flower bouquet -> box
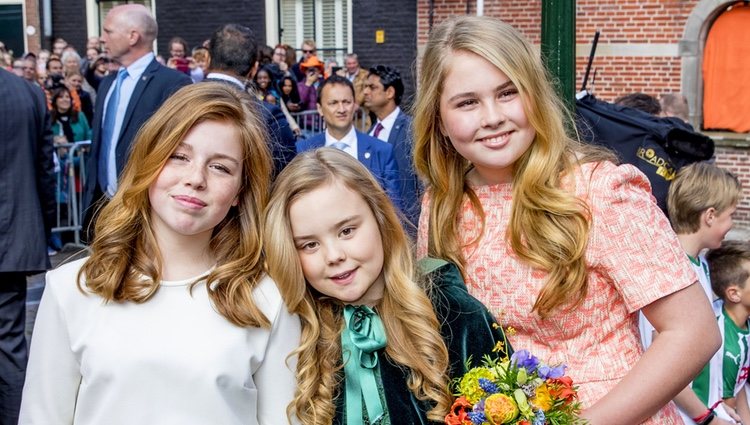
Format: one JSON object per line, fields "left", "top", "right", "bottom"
{"left": 446, "top": 350, "right": 584, "bottom": 425}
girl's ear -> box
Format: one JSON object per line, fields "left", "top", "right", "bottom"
{"left": 232, "top": 195, "right": 239, "bottom": 207}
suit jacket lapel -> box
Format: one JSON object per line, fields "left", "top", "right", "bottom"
{"left": 118, "top": 59, "right": 158, "bottom": 142}
{"left": 357, "top": 133, "right": 373, "bottom": 168}
{"left": 92, "top": 75, "right": 115, "bottom": 145}
{"left": 388, "top": 111, "right": 407, "bottom": 145}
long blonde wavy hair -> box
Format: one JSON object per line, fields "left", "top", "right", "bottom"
{"left": 79, "top": 82, "right": 273, "bottom": 327}
{"left": 264, "top": 149, "right": 451, "bottom": 424}
{"left": 413, "top": 16, "right": 611, "bottom": 318}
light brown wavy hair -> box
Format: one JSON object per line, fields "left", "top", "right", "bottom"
{"left": 264, "top": 148, "right": 451, "bottom": 424}
{"left": 667, "top": 162, "right": 741, "bottom": 234}
{"left": 413, "top": 16, "right": 612, "bottom": 318}
{"left": 79, "top": 82, "right": 273, "bottom": 327}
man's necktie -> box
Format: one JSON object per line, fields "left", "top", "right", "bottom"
{"left": 98, "top": 68, "right": 128, "bottom": 192}
{"left": 331, "top": 141, "right": 349, "bottom": 151}
{"left": 373, "top": 122, "right": 384, "bottom": 139}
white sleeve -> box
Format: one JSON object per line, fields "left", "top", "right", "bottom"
{"left": 254, "top": 297, "right": 302, "bottom": 425}
{"left": 18, "top": 272, "right": 81, "bottom": 424}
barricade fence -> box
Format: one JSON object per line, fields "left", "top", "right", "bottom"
{"left": 290, "top": 109, "right": 370, "bottom": 138}
{"left": 49, "top": 111, "right": 368, "bottom": 248}
{"left": 51, "top": 141, "right": 90, "bottom": 248}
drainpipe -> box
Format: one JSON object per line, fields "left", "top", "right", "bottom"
{"left": 541, "top": 0, "right": 576, "bottom": 111}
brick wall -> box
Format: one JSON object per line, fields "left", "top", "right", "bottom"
{"left": 24, "top": 0, "right": 41, "bottom": 53}
{"left": 714, "top": 145, "right": 750, "bottom": 224}
{"left": 156, "top": 0, "right": 266, "bottom": 55}
{"left": 416, "top": 0, "right": 750, "bottom": 229}
{"left": 352, "top": 0, "right": 417, "bottom": 107}
{"left": 51, "top": 0, "right": 88, "bottom": 53}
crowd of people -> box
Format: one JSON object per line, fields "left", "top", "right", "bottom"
{"left": 1, "top": 6, "right": 749, "bottom": 425}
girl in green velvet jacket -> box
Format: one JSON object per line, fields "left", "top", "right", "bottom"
{"left": 264, "top": 148, "right": 510, "bottom": 425}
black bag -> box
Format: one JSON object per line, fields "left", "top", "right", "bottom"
{"left": 575, "top": 93, "right": 714, "bottom": 213}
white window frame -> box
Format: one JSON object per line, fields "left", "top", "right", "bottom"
{"left": 268, "top": 0, "right": 352, "bottom": 65}
{"left": 0, "top": 0, "right": 27, "bottom": 54}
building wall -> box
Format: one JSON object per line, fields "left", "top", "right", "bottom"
{"left": 156, "top": 0, "right": 266, "bottom": 55}
{"left": 51, "top": 1, "right": 87, "bottom": 52}
{"left": 416, "top": 0, "right": 750, "bottom": 229}
{"left": 715, "top": 145, "right": 750, "bottom": 224}
{"left": 352, "top": 0, "right": 417, "bottom": 106}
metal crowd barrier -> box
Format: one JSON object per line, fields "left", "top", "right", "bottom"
{"left": 51, "top": 141, "right": 90, "bottom": 247}
{"left": 290, "top": 110, "right": 369, "bottom": 138}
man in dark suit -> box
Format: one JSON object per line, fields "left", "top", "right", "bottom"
{"left": 204, "top": 23, "right": 296, "bottom": 176}
{"left": 82, "top": 4, "right": 191, "bottom": 222}
{"left": 297, "top": 75, "right": 401, "bottom": 210}
{"left": 364, "top": 65, "right": 421, "bottom": 227}
{"left": 0, "top": 69, "right": 56, "bottom": 425}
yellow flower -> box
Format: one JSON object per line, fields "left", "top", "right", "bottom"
{"left": 458, "top": 367, "right": 494, "bottom": 404}
{"left": 484, "top": 393, "right": 519, "bottom": 424}
{"left": 506, "top": 326, "right": 517, "bottom": 336}
{"left": 531, "top": 383, "right": 553, "bottom": 412}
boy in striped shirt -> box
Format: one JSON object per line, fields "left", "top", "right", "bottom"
{"left": 683, "top": 241, "right": 750, "bottom": 425}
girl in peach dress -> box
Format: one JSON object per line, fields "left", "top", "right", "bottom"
{"left": 413, "top": 15, "right": 720, "bottom": 425}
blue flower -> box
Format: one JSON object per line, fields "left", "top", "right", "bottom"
{"left": 537, "top": 364, "right": 566, "bottom": 380}
{"left": 533, "top": 409, "right": 546, "bottom": 425}
{"left": 511, "top": 350, "right": 540, "bottom": 373}
{"left": 478, "top": 378, "right": 499, "bottom": 394}
{"left": 468, "top": 411, "right": 487, "bottom": 424}
{"left": 469, "top": 400, "right": 487, "bottom": 424}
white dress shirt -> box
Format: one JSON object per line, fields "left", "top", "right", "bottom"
{"left": 370, "top": 106, "right": 401, "bottom": 142}
{"left": 324, "top": 126, "right": 358, "bottom": 159}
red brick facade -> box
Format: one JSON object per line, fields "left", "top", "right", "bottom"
{"left": 25, "top": 0, "right": 41, "bottom": 53}
{"left": 417, "top": 0, "right": 750, "bottom": 229}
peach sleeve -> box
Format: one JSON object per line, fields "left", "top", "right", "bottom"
{"left": 586, "top": 162, "right": 695, "bottom": 313}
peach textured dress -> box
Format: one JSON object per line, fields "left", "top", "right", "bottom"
{"left": 417, "top": 161, "right": 694, "bottom": 424}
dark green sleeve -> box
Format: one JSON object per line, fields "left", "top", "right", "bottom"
{"left": 420, "top": 258, "right": 513, "bottom": 378}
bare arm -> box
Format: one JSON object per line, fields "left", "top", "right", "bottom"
{"left": 737, "top": 385, "right": 750, "bottom": 424}
{"left": 581, "top": 282, "right": 721, "bottom": 424}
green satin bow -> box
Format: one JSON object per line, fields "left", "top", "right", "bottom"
{"left": 341, "top": 304, "right": 388, "bottom": 424}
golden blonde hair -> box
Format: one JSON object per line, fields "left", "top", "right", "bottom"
{"left": 80, "top": 82, "right": 273, "bottom": 327}
{"left": 413, "top": 16, "right": 611, "bottom": 318}
{"left": 264, "top": 148, "right": 451, "bottom": 424}
{"left": 667, "top": 162, "right": 741, "bottom": 234}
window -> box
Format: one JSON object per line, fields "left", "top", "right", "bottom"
{"left": 279, "top": 0, "right": 352, "bottom": 65}
{"left": 85, "top": 0, "right": 154, "bottom": 42}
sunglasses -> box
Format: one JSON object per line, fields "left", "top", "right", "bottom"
{"left": 302, "top": 49, "right": 315, "bottom": 54}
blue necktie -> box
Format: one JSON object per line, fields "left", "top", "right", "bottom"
{"left": 98, "top": 68, "right": 128, "bottom": 193}
{"left": 331, "top": 141, "right": 348, "bottom": 151}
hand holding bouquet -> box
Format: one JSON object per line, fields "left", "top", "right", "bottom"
{"left": 446, "top": 350, "right": 584, "bottom": 425}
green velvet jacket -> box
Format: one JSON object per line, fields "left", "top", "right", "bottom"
{"left": 333, "top": 259, "right": 512, "bottom": 424}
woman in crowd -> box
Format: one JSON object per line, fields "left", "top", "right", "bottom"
{"left": 279, "top": 76, "right": 302, "bottom": 113}
{"left": 50, "top": 85, "right": 91, "bottom": 144}
{"left": 252, "top": 65, "right": 281, "bottom": 105}
{"left": 19, "top": 83, "right": 300, "bottom": 425}
{"left": 413, "top": 16, "right": 720, "bottom": 424}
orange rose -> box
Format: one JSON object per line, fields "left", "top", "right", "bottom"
{"left": 548, "top": 376, "right": 577, "bottom": 405}
{"left": 445, "top": 396, "right": 473, "bottom": 425}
